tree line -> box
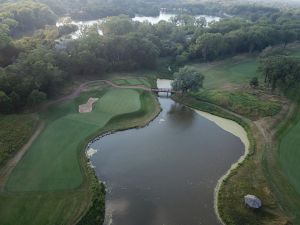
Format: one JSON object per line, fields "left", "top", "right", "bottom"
{"left": 2, "top": 1, "right": 300, "bottom": 113}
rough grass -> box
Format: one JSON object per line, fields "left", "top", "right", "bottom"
{"left": 192, "top": 90, "right": 281, "bottom": 119}
{"left": 188, "top": 55, "right": 259, "bottom": 89}
{"left": 6, "top": 89, "right": 141, "bottom": 192}
{"left": 0, "top": 114, "right": 38, "bottom": 166}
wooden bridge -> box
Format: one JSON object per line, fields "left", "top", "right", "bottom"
{"left": 150, "top": 88, "right": 177, "bottom": 96}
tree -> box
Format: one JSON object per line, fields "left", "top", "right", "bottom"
{"left": 100, "top": 15, "right": 134, "bottom": 35}
{"left": 250, "top": 77, "right": 259, "bottom": 88}
{"left": 171, "top": 14, "right": 196, "bottom": 26}
{"left": 191, "top": 33, "right": 227, "bottom": 61}
{"left": 27, "top": 89, "right": 47, "bottom": 107}
{"left": 0, "top": 91, "right": 12, "bottom": 114}
{"left": 9, "top": 91, "right": 21, "bottom": 111}
{"left": 172, "top": 66, "right": 204, "bottom": 93}
{"left": 259, "top": 55, "right": 300, "bottom": 90}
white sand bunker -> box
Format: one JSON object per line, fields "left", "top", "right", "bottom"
{"left": 79, "top": 97, "right": 99, "bottom": 113}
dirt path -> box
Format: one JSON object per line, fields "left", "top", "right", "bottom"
{"left": 0, "top": 80, "right": 152, "bottom": 191}
{"left": 0, "top": 122, "right": 45, "bottom": 191}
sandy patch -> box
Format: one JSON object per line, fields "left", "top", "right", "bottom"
{"left": 79, "top": 97, "right": 99, "bottom": 113}
{"left": 86, "top": 147, "right": 98, "bottom": 158}
{"left": 194, "top": 110, "right": 249, "bottom": 225}
{"left": 195, "top": 110, "right": 249, "bottom": 150}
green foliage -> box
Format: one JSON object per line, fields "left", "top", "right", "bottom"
{"left": 0, "top": 114, "right": 38, "bottom": 166}
{"left": 259, "top": 55, "right": 300, "bottom": 90}
{"left": 58, "top": 24, "right": 78, "bottom": 36}
{"left": 15, "top": 26, "right": 60, "bottom": 51}
{"left": 0, "top": 84, "right": 159, "bottom": 225}
{"left": 101, "top": 15, "right": 134, "bottom": 35}
{"left": 0, "top": 1, "right": 57, "bottom": 36}
{"left": 67, "top": 22, "right": 160, "bottom": 73}
{"left": 172, "top": 66, "right": 204, "bottom": 93}
{"left": 27, "top": 90, "right": 47, "bottom": 107}
{"left": 77, "top": 178, "right": 105, "bottom": 225}
{"left": 192, "top": 90, "right": 281, "bottom": 119}
{"left": 6, "top": 88, "right": 141, "bottom": 191}
{"left": 1, "top": 46, "right": 64, "bottom": 112}
{"left": 250, "top": 77, "right": 259, "bottom": 88}
{"left": 0, "top": 91, "right": 11, "bottom": 114}
{"left": 191, "top": 33, "right": 228, "bottom": 61}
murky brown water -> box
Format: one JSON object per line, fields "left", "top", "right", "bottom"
{"left": 89, "top": 94, "right": 244, "bottom": 225}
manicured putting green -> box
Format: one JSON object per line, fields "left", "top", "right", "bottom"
{"left": 6, "top": 89, "right": 141, "bottom": 192}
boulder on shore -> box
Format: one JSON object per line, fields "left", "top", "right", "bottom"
{"left": 244, "top": 194, "right": 262, "bottom": 209}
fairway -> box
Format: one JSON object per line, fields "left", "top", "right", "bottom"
{"left": 189, "top": 56, "right": 258, "bottom": 89}
{"left": 279, "top": 118, "right": 300, "bottom": 195}
{"left": 6, "top": 88, "right": 141, "bottom": 191}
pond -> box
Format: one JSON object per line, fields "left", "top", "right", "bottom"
{"left": 132, "top": 12, "right": 220, "bottom": 24}
{"left": 88, "top": 80, "right": 247, "bottom": 225}
{"left": 55, "top": 12, "right": 220, "bottom": 40}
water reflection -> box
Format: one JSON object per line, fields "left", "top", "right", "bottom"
{"left": 90, "top": 96, "right": 244, "bottom": 225}
{"left": 167, "top": 102, "right": 195, "bottom": 128}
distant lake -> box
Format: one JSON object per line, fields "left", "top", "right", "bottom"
{"left": 55, "top": 12, "right": 220, "bottom": 40}
{"left": 87, "top": 80, "right": 245, "bottom": 225}
{"left": 132, "top": 12, "right": 220, "bottom": 24}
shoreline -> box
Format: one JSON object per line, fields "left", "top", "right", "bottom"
{"left": 194, "top": 110, "right": 250, "bottom": 225}
{"left": 157, "top": 79, "right": 251, "bottom": 224}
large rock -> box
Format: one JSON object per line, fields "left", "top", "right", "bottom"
{"left": 244, "top": 194, "right": 262, "bottom": 209}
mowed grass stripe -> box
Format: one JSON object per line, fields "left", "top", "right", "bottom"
{"left": 279, "top": 118, "right": 300, "bottom": 195}
{"left": 6, "top": 89, "right": 141, "bottom": 192}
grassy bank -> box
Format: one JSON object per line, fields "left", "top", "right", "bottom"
{"left": 0, "top": 114, "right": 39, "bottom": 167}
{"left": 188, "top": 55, "right": 258, "bottom": 89}
{"left": 191, "top": 90, "right": 281, "bottom": 120}
{"left": 263, "top": 97, "right": 300, "bottom": 224}
{"left": 174, "top": 94, "right": 288, "bottom": 225}
{"left": 0, "top": 79, "right": 160, "bottom": 225}
{"left": 179, "top": 48, "right": 300, "bottom": 224}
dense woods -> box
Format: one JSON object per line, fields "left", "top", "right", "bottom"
{"left": 1, "top": 0, "right": 300, "bottom": 113}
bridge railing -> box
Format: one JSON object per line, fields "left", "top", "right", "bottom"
{"left": 150, "top": 88, "right": 174, "bottom": 92}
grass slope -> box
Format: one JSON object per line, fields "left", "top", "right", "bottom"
{"left": 279, "top": 118, "right": 300, "bottom": 195}
{"left": 0, "top": 114, "right": 38, "bottom": 166}
{"left": 189, "top": 55, "right": 258, "bottom": 89}
{"left": 0, "top": 84, "right": 160, "bottom": 225}
{"left": 192, "top": 90, "right": 281, "bottom": 119}
{"left": 6, "top": 89, "right": 141, "bottom": 192}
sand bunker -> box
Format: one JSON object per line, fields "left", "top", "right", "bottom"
{"left": 79, "top": 97, "right": 99, "bottom": 113}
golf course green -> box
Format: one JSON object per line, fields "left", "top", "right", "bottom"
{"left": 0, "top": 81, "right": 160, "bottom": 225}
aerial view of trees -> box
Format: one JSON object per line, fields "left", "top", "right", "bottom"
{"left": 172, "top": 67, "right": 204, "bottom": 93}
{"left": 1, "top": 0, "right": 300, "bottom": 114}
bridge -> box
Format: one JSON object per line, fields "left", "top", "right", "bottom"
{"left": 150, "top": 88, "right": 177, "bottom": 96}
